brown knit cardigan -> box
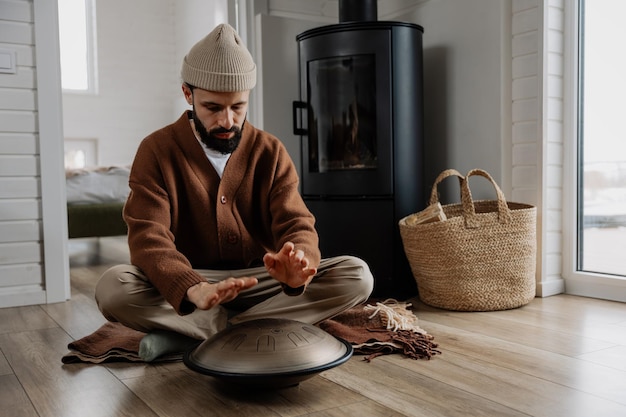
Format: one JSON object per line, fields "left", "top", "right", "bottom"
{"left": 123, "top": 112, "right": 320, "bottom": 315}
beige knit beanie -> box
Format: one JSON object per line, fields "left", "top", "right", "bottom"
{"left": 181, "top": 23, "right": 256, "bottom": 92}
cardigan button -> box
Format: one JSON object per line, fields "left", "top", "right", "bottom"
{"left": 220, "top": 195, "right": 227, "bottom": 204}
{"left": 227, "top": 233, "right": 238, "bottom": 244}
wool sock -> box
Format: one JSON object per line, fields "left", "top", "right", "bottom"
{"left": 138, "top": 330, "right": 201, "bottom": 362}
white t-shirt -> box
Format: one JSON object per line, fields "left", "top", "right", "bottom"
{"left": 191, "top": 120, "right": 231, "bottom": 178}
{"left": 199, "top": 140, "right": 230, "bottom": 178}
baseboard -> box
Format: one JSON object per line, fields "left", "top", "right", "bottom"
{"left": 565, "top": 276, "right": 626, "bottom": 303}
{"left": 536, "top": 278, "right": 565, "bottom": 298}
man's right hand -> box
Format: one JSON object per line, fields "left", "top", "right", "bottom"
{"left": 186, "top": 277, "right": 258, "bottom": 310}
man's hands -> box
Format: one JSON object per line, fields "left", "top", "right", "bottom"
{"left": 186, "top": 277, "right": 257, "bottom": 310}
{"left": 186, "top": 242, "right": 316, "bottom": 309}
{"left": 263, "top": 241, "right": 317, "bottom": 291}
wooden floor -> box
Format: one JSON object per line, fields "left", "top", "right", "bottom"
{"left": 1, "top": 237, "right": 626, "bottom": 417}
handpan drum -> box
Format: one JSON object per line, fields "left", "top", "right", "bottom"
{"left": 184, "top": 318, "right": 353, "bottom": 387}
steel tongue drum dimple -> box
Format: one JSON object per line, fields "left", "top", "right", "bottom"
{"left": 184, "top": 318, "right": 353, "bottom": 387}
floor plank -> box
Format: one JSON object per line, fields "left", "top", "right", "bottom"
{"left": 104, "top": 359, "right": 188, "bottom": 380}
{"left": 0, "top": 374, "right": 39, "bottom": 417}
{"left": 41, "top": 290, "right": 108, "bottom": 340}
{"left": 123, "top": 367, "right": 374, "bottom": 417}
{"left": 123, "top": 369, "right": 276, "bottom": 417}
{"left": 0, "top": 347, "right": 12, "bottom": 375}
{"left": 409, "top": 301, "right": 615, "bottom": 356}
{"left": 577, "top": 344, "right": 626, "bottom": 373}
{"left": 321, "top": 356, "right": 528, "bottom": 417}
{"left": 304, "top": 400, "right": 406, "bottom": 417}
{"left": 382, "top": 349, "right": 626, "bottom": 417}
{"left": 0, "top": 327, "right": 157, "bottom": 417}
{"left": 418, "top": 319, "right": 626, "bottom": 406}
{"left": 476, "top": 296, "right": 626, "bottom": 345}
{"left": 0, "top": 305, "right": 59, "bottom": 335}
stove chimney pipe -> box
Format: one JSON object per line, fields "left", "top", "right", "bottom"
{"left": 338, "top": 0, "right": 378, "bottom": 23}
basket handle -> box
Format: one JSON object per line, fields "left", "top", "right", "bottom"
{"left": 428, "top": 169, "right": 465, "bottom": 206}
{"left": 461, "top": 168, "right": 512, "bottom": 228}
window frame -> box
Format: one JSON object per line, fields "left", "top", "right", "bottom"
{"left": 58, "top": 0, "right": 98, "bottom": 94}
{"left": 562, "top": 0, "right": 626, "bottom": 302}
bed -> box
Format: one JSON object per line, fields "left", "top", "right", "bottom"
{"left": 66, "top": 166, "right": 130, "bottom": 239}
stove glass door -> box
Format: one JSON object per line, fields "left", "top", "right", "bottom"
{"left": 307, "top": 54, "right": 377, "bottom": 174}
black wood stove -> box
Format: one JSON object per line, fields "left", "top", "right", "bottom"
{"left": 293, "top": 0, "right": 425, "bottom": 298}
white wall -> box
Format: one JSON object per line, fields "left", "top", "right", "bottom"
{"left": 511, "top": 0, "right": 566, "bottom": 297}
{"left": 62, "top": 0, "right": 176, "bottom": 167}
{"left": 402, "top": 0, "right": 509, "bottom": 200}
{"left": 62, "top": 0, "right": 228, "bottom": 167}
{"left": 173, "top": 0, "right": 228, "bottom": 116}
{"left": 259, "top": 15, "right": 322, "bottom": 176}
{"left": 0, "top": 0, "right": 69, "bottom": 307}
{"left": 0, "top": 0, "right": 46, "bottom": 307}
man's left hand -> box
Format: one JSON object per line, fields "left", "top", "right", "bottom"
{"left": 263, "top": 242, "right": 317, "bottom": 291}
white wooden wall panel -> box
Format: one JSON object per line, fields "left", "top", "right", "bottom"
{"left": 0, "top": 88, "right": 36, "bottom": 110}
{"left": 0, "top": 242, "right": 41, "bottom": 265}
{"left": 513, "top": 53, "right": 538, "bottom": 78}
{"left": 0, "top": 66, "right": 34, "bottom": 88}
{"left": 0, "top": 133, "right": 38, "bottom": 154}
{"left": 0, "top": 111, "right": 36, "bottom": 132}
{"left": 0, "top": 178, "right": 39, "bottom": 198}
{"left": 511, "top": 0, "right": 542, "bottom": 296}
{"left": 511, "top": 0, "right": 566, "bottom": 297}
{"left": 0, "top": 0, "right": 49, "bottom": 307}
{"left": 542, "top": 0, "right": 566, "bottom": 297}
{"left": 0, "top": 264, "right": 42, "bottom": 288}
{"left": 0, "top": 284, "right": 45, "bottom": 306}
{"left": 0, "top": 199, "right": 40, "bottom": 220}
{"left": 0, "top": 21, "right": 32, "bottom": 44}
{"left": 0, "top": 0, "right": 31, "bottom": 20}
{"left": 0, "top": 220, "right": 40, "bottom": 242}
{"left": 0, "top": 155, "right": 39, "bottom": 176}
{"left": 8, "top": 44, "right": 35, "bottom": 67}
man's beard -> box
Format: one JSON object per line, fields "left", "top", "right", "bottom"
{"left": 192, "top": 107, "right": 243, "bottom": 155}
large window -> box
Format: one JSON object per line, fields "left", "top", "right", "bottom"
{"left": 578, "top": 0, "right": 626, "bottom": 278}
{"left": 57, "top": 0, "right": 97, "bottom": 93}
{"left": 566, "top": 0, "right": 626, "bottom": 302}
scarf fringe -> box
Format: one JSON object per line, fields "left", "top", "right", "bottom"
{"left": 357, "top": 299, "right": 441, "bottom": 362}
{"left": 363, "top": 298, "right": 426, "bottom": 333}
{"left": 356, "top": 328, "right": 441, "bottom": 362}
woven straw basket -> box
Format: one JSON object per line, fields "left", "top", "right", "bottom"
{"left": 399, "top": 169, "right": 537, "bottom": 311}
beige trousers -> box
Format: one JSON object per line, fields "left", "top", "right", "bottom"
{"left": 95, "top": 255, "right": 374, "bottom": 340}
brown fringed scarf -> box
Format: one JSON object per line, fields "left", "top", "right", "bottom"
{"left": 62, "top": 322, "right": 145, "bottom": 364}
{"left": 318, "top": 299, "right": 441, "bottom": 362}
{"left": 63, "top": 299, "right": 440, "bottom": 364}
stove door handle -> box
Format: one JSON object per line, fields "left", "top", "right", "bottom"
{"left": 292, "top": 101, "right": 308, "bottom": 136}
